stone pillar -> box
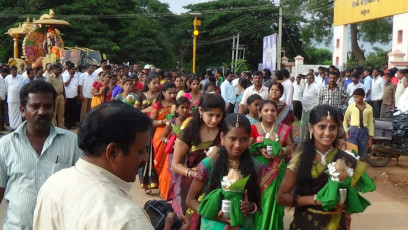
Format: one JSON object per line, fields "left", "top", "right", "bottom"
{"left": 332, "top": 25, "right": 348, "bottom": 70}
{"left": 294, "top": 55, "right": 304, "bottom": 77}
{"left": 389, "top": 13, "right": 408, "bottom": 69}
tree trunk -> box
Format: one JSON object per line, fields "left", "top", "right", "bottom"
{"left": 350, "top": 23, "right": 366, "bottom": 61}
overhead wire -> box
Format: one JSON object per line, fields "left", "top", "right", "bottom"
{"left": 199, "top": 14, "right": 277, "bottom": 44}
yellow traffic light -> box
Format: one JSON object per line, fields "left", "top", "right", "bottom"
{"left": 193, "top": 29, "right": 199, "bottom": 36}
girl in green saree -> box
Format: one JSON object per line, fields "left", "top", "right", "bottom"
{"left": 186, "top": 113, "right": 262, "bottom": 230}
{"left": 249, "top": 100, "right": 293, "bottom": 230}
{"left": 277, "top": 104, "right": 375, "bottom": 230}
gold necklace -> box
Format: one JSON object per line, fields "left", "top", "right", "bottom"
{"left": 228, "top": 159, "right": 240, "bottom": 169}
{"left": 260, "top": 122, "right": 274, "bottom": 139}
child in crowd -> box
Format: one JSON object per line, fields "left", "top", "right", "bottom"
{"left": 246, "top": 94, "right": 262, "bottom": 125}
{"left": 161, "top": 96, "right": 191, "bottom": 200}
{"left": 343, "top": 88, "right": 374, "bottom": 158}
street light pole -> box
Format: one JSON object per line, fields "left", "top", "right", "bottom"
{"left": 277, "top": 2, "right": 282, "bottom": 70}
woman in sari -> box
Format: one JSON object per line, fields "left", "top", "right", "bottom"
{"left": 115, "top": 78, "right": 137, "bottom": 106}
{"left": 183, "top": 77, "right": 202, "bottom": 110}
{"left": 249, "top": 100, "right": 293, "bottom": 230}
{"left": 162, "top": 97, "right": 191, "bottom": 201}
{"left": 175, "top": 76, "right": 185, "bottom": 95}
{"left": 269, "top": 81, "right": 295, "bottom": 146}
{"left": 135, "top": 75, "right": 160, "bottom": 116}
{"left": 102, "top": 73, "right": 116, "bottom": 103}
{"left": 172, "top": 93, "right": 226, "bottom": 229}
{"left": 186, "top": 113, "right": 261, "bottom": 229}
{"left": 90, "top": 71, "right": 105, "bottom": 108}
{"left": 151, "top": 82, "right": 177, "bottom": 197}
{"left": 277, "top": 105, "right": 373, "bottom": 229}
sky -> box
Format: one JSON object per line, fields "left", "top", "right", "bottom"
{"left": 160, "top": 0, "right": 212, "bottom": 14}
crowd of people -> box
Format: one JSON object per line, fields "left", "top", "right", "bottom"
{"left": 0, "top": 59, "right": 396, "bottom": 229}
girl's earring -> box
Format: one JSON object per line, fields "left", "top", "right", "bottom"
{"left": 310, "top": 132, "right": 313, "bottom": 139}
{"left": 221, "top": 139, "right": 224, "bottom": 146}
{"left": 200, "top": 114, "right": 202, "bottom": 119}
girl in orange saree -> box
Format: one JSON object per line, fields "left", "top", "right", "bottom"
{"left": 160, "top": 96, "right": 190, "bottom": 200}
{"left": 151, "top": 82, "right": 176, "bottom": 195}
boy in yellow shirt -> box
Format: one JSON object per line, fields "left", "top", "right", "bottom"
{"left": 343, "top": 88, "right": 374, "bottom": 158}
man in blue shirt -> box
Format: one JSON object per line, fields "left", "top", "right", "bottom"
{"left": 220, "top": 71, "right": 236, "bottom": 114}
{"left": 0, "top": 81, "right": 81, "bottom": 229}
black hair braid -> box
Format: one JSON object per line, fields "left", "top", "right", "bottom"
{"left": 209, "top": 146, "right": 261, "bottom": 207}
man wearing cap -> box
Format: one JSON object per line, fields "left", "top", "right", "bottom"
{"left": 343, "top": 88, "right": 374, "bottom": 159}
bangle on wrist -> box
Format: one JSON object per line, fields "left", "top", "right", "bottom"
{"left": 313, "top": 194, "right": 317, "bottom": 206}
{"left": 249, "top": 202, "right": 258, "bottom": 214}
{"left": 281, "top": 147, "right": 287, "bottom": 156}
{"left": 185, "top": 168, "right": 191, "bottom": 178}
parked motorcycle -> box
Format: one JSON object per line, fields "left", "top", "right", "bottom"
{"left": 365, "top": 114, "right": 408, "bottom": 167}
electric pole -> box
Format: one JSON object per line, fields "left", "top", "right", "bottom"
{"left": 277, "top": 1, "right": 282, "bottom": 70}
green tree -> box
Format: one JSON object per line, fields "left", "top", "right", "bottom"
{"left": 0, "top": 0, "right": 176, "bottom": 67}
{"left": 297, "top": 0, "right": 392, "bottom": 61}
{"left": 303, "top": 47, "right": 332, "bottom": 64}
{"left": 177, "top": 0, "right": 303, "bottom": 73}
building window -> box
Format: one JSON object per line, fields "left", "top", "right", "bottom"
{"left": 336, "top": 57, "right": 339, "bottom": 66}
{"left": 398, "top": 30, "right": 403, "bottom": 44}
{"left": 336, "top": 39, "right": 340, "bottom": 48}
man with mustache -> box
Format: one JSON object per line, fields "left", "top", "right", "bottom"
{"left": 0, "top": 80, "right": 81, "bottom": 229}
{"left": 33, "top": 101, "right": 189, "bottom": 230}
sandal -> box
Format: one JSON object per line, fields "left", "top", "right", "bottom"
{"left": 145, "top": 189, "right": 152, "bottom": 195}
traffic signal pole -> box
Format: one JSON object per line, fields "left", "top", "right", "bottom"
{"left": 193, "top": 17, "right": 197, "bottom": 74}
{"left": 192, "top": 16, "right": 201, "bottom": 74}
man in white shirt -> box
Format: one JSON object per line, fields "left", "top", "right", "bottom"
{"left": 42, "top": 63, "right": 52, "bottom": 79}
{"left": 292, "top": 74, "right": 304, "bottom": 120}
{"left": 4, "top": 65, "right": 23, "bottom": 131}
{"left": 346, "top": 73, "right": 364, "bottom": 105}
{"left": 396, "top": 76, "right": 408, "bottom": 114}
{"left": 220, "top": 71, "right": 236, "bottom": 114}
{"left": 33, "top": 101, "right": 188, "bottom": 230}
{"left": 79, "top": 64, "right": 96, "bottom": 121}
{"left": 280, "top": 69, "right": 294, "bottom": 109}
{"left": 63, "top": 63, "right": 79, "bottom": 129}
{"left": 362, "top": 69, "right": 372, "bottom": 103}
{"left": 0, "top": 69, "right": 5, "bottom": 131}
{"left": 239, "top": 71, "right": 269, "bottom": 113}
{"left": 395, "top": 69, "right": 407, "bottom": 107}
{"left": 93, "top": 59, "right": 108, "bottom": 78}
{"left": 371, "top": 68, "right": 386, "bottom": 118}
{"left": 300, "top": 73, "right": 320, "bottom": 143}
{"left": 315, "top": 67, "right": 325, "bottom": 86}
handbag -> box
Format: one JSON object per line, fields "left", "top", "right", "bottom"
{"left": 143, "top": 200, "right": 181, "bottom": 230}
